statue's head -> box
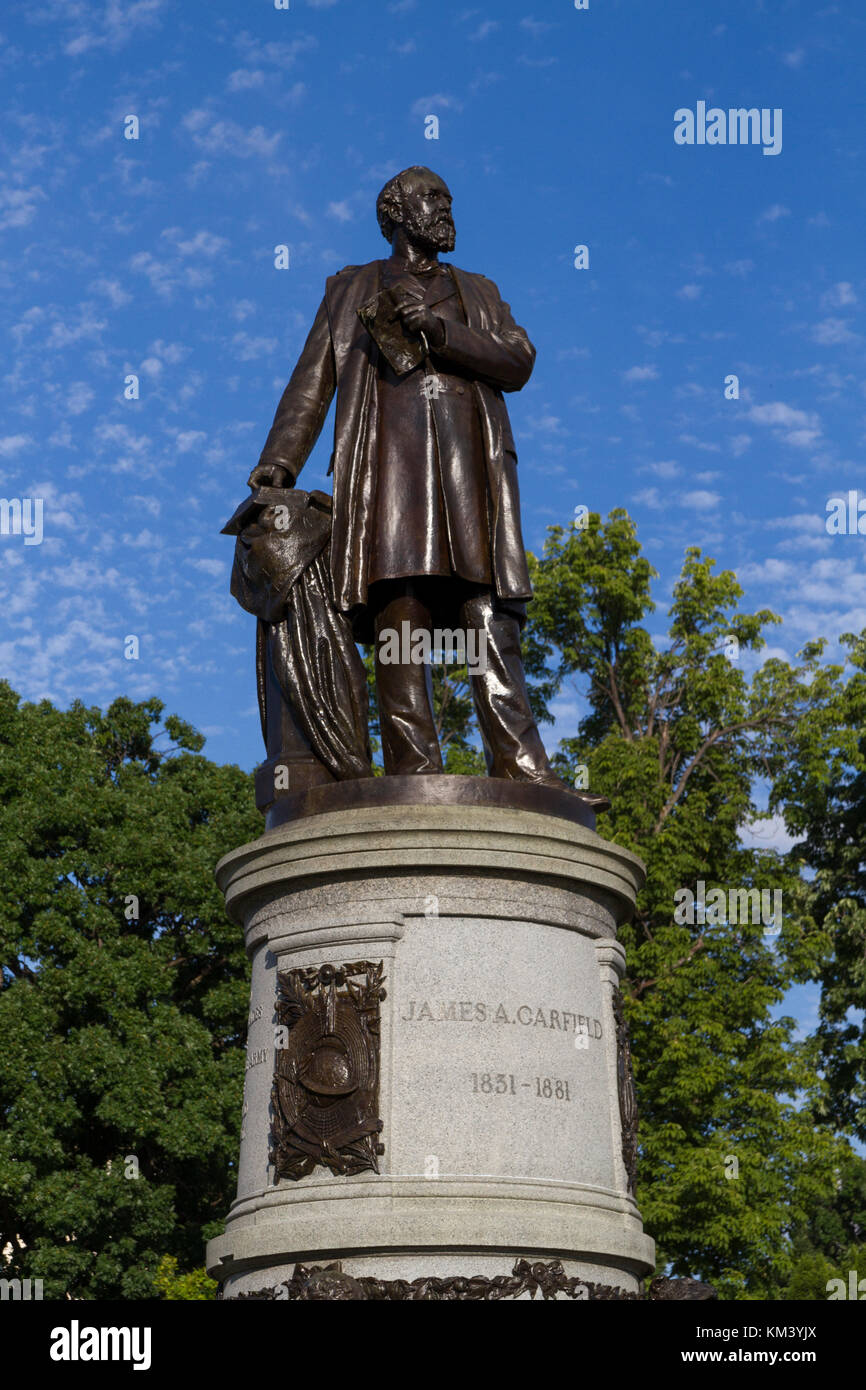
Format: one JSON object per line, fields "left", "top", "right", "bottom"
{"left": 376, "top": 167, "right": 455, "bottom": 254}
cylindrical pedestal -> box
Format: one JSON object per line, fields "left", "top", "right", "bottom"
{"left": 206, "top": 778, "right": 655, "bottom": 1299}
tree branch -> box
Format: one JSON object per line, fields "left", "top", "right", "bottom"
{"left": 632, "top": 934, "right": 706, "bottom": 996}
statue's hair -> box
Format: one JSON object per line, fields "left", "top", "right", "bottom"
{"left": 376, "top": 166, "right": 437, "bottom": 243}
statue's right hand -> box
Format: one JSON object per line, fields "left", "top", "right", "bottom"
{"left": 247, "top": 462, "right": 290, "bottom": 489}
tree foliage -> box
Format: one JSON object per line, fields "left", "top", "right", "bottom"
{"left": 0, "top": 686, "right": 259, "bottom": 1299}
{"left": 770, "top": 632, "right": 866, "bottom": 1145}
{"left": 525, "top": 511, "right": 852, "bottom": 1297}
{"left": 153, "top": 1254, "right": 217, "bottom": 1300}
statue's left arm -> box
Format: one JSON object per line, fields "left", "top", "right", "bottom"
{"left": 428, "top": 279, "right": 535, "bottom": 392}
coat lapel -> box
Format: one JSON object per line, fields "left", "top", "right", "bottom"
{"left": 449, "top": 265, "right": 489, "bottom": 332}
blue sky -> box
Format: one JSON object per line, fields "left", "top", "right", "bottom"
{"left": 1, "top": 0, "right": 864, "bottom": 824}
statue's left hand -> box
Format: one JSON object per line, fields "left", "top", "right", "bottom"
{"left": 396, "top": 301, "right": 445, "bottom": 349}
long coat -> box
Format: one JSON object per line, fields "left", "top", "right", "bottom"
{"left": 256, "top": 258, "right": 535, "bottom": 615}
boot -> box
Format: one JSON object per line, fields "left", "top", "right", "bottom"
{"left": 461, "top": 590, "right": 572, "bottom": 791}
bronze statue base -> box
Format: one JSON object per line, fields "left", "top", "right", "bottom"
{"left": 262, "top": 772, "right": 609, "bottom": 834}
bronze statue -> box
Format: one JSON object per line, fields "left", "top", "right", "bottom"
{"left": 226, "top": 166, "right": 589, "bottom": 803}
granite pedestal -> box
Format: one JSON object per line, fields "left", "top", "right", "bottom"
{"left": 206, "top": 777, "right": 655, "bottom": 1298}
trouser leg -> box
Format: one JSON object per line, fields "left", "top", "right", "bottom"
{"left": 460, "top": 591, "right": 556, "bottom": 781}
{"left": 373, "top": 590, "right": 444, "bottom": 775}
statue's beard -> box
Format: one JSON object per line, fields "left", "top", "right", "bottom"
{"left": 403, "top": 209, "right": 456, "bottom": 254}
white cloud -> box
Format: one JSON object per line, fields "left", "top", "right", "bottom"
{"left": 410, "top": 94, "right": 463, "bottom": 117}
{"left": 227, "top": 69, "right": 265, "bottom": 91}
{"left": 749, "top": 402, "right": 811, "bottom": 429}
{"left": 129, "top": 252, "right": 176, "bottom": 298}
{"left": 645, "top": 460, "right": 680, "bottom": 479}
{"left": 821, "top": 282, "right": 857, "bottom": 309}
{"left": 130, "top": 495, "right": 161, "bottom": 518}
{"left": 95, "top": 421, "right": 152, "bottom": 457}
{"left": 232, "top": 333, "right": 278, "bottom": 362}
{"left": 681, "top": 489, "right": 721, "bottom": 510}
{"left": 172, "top": 430, "right": 207, "bottom": 454}
{"left": 231, "top": 299, "right": 257, "bottom": 323}
{"left": 757, "top": 204, "right": 791, "bottom": 224}
{"left": 470, "top": 20, "right": 499, "bottom": 40}
{"left": 60, "top": 0, "right": 166, "bottom": 57}
{"left": 148, "top": 340, "right": 189, "bottom": 365}
{"left": 765, "top": 512, "right": 828, "bottom": 548}
{"left": 633, "top": 487, "right": 663, "bottom": 509}
{"left": 90, "top": 276, "right": 131, "bottom": 307}
{"left": 182, "top": 109, "right": 282, "bottom": 160}
{"left": 163, "top": 228, "right": 229, "bottom": 258}
{"left": 119, "top": 528, "right": 163, "bottom": 551}
{"left": 748, "top": 400, "right": 822, "bottom": 449}
{"left": 46, "top": 311, "right": 106, "bottom": 350}
{"left": 233, "top": 33, "right": 317, "bottom": 70}
{"left": 64, "top": 383, "right": 95, "bottom": 416}
{"left": 527, "top": 412, "right": 567, "bottom": 436}
{"left": 739, "top": 558, "right": 796, "bottom": 584}
{"left": 812, "top": 317, "right": 857, "bottom": 346}
{"left": 129, "top": 248, "right": 214, "bottom": 301}
{"left": 0, "top": 434, "right": 33, "bottom": 457}
{"left": 520, "top": 17, "right": 554, "bottom": 37}
{"left": 679, "top": 433, "right": 721, "bottom": 453}
{"left": 0, "top": 182, "right": 46, "bottom": 230}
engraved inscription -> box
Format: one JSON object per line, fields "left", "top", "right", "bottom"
{"left": 401, "top": 999, "right": 603, "bottom": 1037}
{"left": 470, "top": 1072, "right": 572, "bottom": 1101}
{"left": 246, "top": 1047, "right": 268, "bottom": 1070}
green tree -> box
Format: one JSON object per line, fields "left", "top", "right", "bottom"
{"left": 525, "top": 510, "right": 846, "bottom": 1297}
{"left": 153, "top": 1254, "right": 217, "bottom": 1300}
{"left": 782, "top": 1250, "right": 838, "bottom": 1300}
{"left": 771, "top": 632, "right": 866, "bottom": 1145}
{"left": 777, "top": 1147, "right": 866, "bottom": 1298}
{"left": 0, "top": 686, "right": 259, "bottom": 1299}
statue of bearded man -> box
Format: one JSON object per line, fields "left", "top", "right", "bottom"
{"left": 247, "top": 165, "right": 571, "bottom": 789}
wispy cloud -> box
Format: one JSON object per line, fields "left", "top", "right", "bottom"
{"left": 623, "top": 365, "right": 659, "bottom": 383}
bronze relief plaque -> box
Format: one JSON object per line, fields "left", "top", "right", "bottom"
{"left": 270, "top": 961, "right": 386, "bottom": 1181}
